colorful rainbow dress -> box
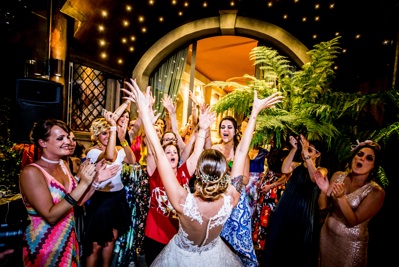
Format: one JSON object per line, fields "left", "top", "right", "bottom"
{"left": 21, "top": 163, "right": 79, "bottom": 267}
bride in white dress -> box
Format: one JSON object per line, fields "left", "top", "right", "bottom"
{"left": 123, "top": 78, "right": 283, "bottom": 267}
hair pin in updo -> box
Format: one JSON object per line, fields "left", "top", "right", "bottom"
{"left": 351, "top": 140, "right": 381, "bottom": 151}
{"left": 198, "top": 172, "right": 230, "bottom": 187}
{"left": 198, "top": 172, "right": 218, "bottom": 183}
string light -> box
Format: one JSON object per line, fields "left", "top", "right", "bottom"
{"left": 74, "top": 0, "right": 393, "bottom": 84}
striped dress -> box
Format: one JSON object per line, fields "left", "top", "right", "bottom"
{"left": 21, "top": 163, "right": 80, "bottom": 267}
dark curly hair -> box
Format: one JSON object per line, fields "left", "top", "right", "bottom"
{"left": 218, "top": 116, "right": 240, "bottom": 152}
{"left": 30, "top": 118, "right": 70, "bottom": 148}
{"left": 347, "top": 140, "right": 381, "bottom": 181}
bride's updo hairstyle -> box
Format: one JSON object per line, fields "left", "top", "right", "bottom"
{"left": 194, "top": 149, "right": 230, "bottom": 202}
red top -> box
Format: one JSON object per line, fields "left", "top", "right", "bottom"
{"left": 144, "top": 162, "right": 191, "bottom": 244}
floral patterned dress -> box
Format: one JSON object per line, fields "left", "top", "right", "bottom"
{"left": 251, "top": 170, "right": 285, "bottom": 260}
{"left": 112, "top": 163, "right": 150, "bottom": 266}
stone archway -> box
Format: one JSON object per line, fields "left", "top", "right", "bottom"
{"left": 132, "top": 10, "right": 310, "bottom": 89}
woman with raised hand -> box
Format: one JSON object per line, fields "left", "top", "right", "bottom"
{"left": 314, "top": 140, "right": 385, "bottom": 267}
{"left": 123, "top": 78, "right": 283, "bottom": 266}
{"left": 211, "top": 115, "right": 256, "bottom": 266}
{"left": 84, "top": 109, "right": 136, "bottom": 267}
{"left": 133, "top": 89, "right": 215, "bottom": 266}
{"left": 261, "top": 134, "right": 328, "bottom": 267}
{"left": 19, "top": 118, "right": 112, "bottom": 266}
{"left": 161, "top": 94, "right": 212, "bottom": 164}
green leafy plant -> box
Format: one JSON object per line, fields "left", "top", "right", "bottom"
{"left": 0, "top": 98, "right": 22, "bottom": 194}
{"left": 209, "top": 36, "right": 399, "bottom": 187}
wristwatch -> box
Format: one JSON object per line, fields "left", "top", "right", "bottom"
{"left": 304, "top": 155, "right": 311, "bottom": 160}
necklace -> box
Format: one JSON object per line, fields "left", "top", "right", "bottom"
{"left": 41, "top": 156, "right": 67, "bottom": 175}
{"left": 41, "top": 156, "right": 60, "bottom": 164}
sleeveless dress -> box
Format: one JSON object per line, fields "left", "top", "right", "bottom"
{"left": 21, "top": 163, "right": 80, "bottom": 267}
{"left": 261, "top": 164, "right": 320, "bottom": 267}
{"left": 251, "top": 170, "right": 286, "bottom": 252}
{"left": 247, "top": 148, "right": 268, "bottom": 215}
{"left": 151, "top": 193, "right": 243, "bottom": 267}
{"left": 221, "top": 160, "right": 258, "bottom": 267}
{"left": 319, "top": 177, "right": 380, "bottom": 267}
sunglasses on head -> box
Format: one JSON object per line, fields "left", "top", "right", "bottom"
{"left": 308, "top": 146, "right": 319, "bottom": 154}
{"left": 356, "top": 151, "right": 375, "bottom": 162}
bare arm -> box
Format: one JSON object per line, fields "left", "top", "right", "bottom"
{"left": 116, "top": 116, "right": 136, "bottom": 164}
{"left": 78, "top": 159, "right": 120, "bottom": 203}
{"left": 128, "top": 116, "right": 142, "bottom": 141}
{"left": 144, "top": 135, "right": 157, "bottom": 176}
{"left": 281, "top": 136, "right": 299, "bottom": 174}
{"left": 204, "top": 127, "right": 213, "bottom": 149}
{"left": 19, "top": 162, "right": 96, "bottom": 224}
{"left": 333, "top": 181, "right": 385, "bottom": 227}
{"left": 143, "top": 99, "right": 162, "bottom": 176}
{"left": 243, "top": 155, "right": 250, "bottom": 185}
{"left": 162, "top": 94, "right": 185, "bottom": 152}
{"left": 122, "top": 79, "right": 187, "bottom": 213}
{"left": 230, "top": 91, "right": 283, "bottom": 200}
{"left": 198, "top": 102, "right": 213, "bottom": 149}
{"left": 261, "top": 172, "right": 291, "bottom": 193}
{"left": 188, "top": 91, "right": 199, "bottom": 131}
{"left": 112, "top": 100, "right": 131, "bottom": 122}
{"left": 180, "top": 128, "right": 196, "bottom": 163}
{"left": 101, "top": 110, "right": 118, "bottom": 162}
{"left": 314, "top": 169, "right": 331, "bottom": 210}
{"left": 185, "top": 106, "right": 216, "bottom": 176}
{"left": 299, "top": 134, "right": 328, "bottom": 182}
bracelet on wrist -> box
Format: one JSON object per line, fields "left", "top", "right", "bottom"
{"left": 74, "top": 175, "right": 80, "bottom": 183}
{"left": 92, "top": 181, "right": 101, "bottom": 190}
{"left": 109, "top": 126, "right": 117, "bottom": 132}
{"left": 121, "top": 140, "right": 129, "bottom": 147}
{"left": 64, "top": 193, "right": 78, "bottom": 206}
{"left": 304, "top": 155, "right": 311, "bottom": 160}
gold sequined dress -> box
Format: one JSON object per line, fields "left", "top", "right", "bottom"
{"left": 319, "top": 179, "right": 380, "bottom": 267}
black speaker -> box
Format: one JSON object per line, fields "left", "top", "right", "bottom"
{"left": 12, "top": 78, "right": 63, "bottom": 143}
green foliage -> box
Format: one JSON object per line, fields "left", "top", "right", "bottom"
{"left": 209, "top": 36, "right": 399, "bottom": 187}
{"left": 210, "top": 37, "right": 343, "bottom": 147}
{"left": 0, "top": 98, "right": 22, "bottom": 194}
{"left": 377, "top": 166, "right": 389, "bottom": 188}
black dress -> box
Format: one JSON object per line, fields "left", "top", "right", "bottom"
{"left": 261, "top": 164, "right": 321, "bottom": 267}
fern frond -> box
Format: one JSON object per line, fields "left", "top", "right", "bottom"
{"left": 377, "top": 166, "right": 389, "bottom": 188}
{"left": 371, "top": 121, "right": 399, "bottom": 143}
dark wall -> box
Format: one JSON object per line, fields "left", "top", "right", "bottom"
{"left": 368, "top": 138, "right": 399, "bottom": 266}
{"left": 2, "top": 0, "right": 50, "bottom": 101}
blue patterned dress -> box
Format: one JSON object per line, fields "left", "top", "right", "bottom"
{"left": 221, "top": 188, "right": 258, "bottom": 267}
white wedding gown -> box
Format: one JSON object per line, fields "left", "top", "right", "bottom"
{"left": 151, "top": 193, "right": 243, "bottom": 266}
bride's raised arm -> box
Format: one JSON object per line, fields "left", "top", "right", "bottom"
{"left": 122, "top": 79, "right": 187, "bottom": 208}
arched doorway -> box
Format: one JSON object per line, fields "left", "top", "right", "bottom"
{"left": 132, "top": 10, "right": 311, "bottom": 90}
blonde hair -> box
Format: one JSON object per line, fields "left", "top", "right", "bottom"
{"left": 90, "top": 118, "right": 110, "bottom": 141}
